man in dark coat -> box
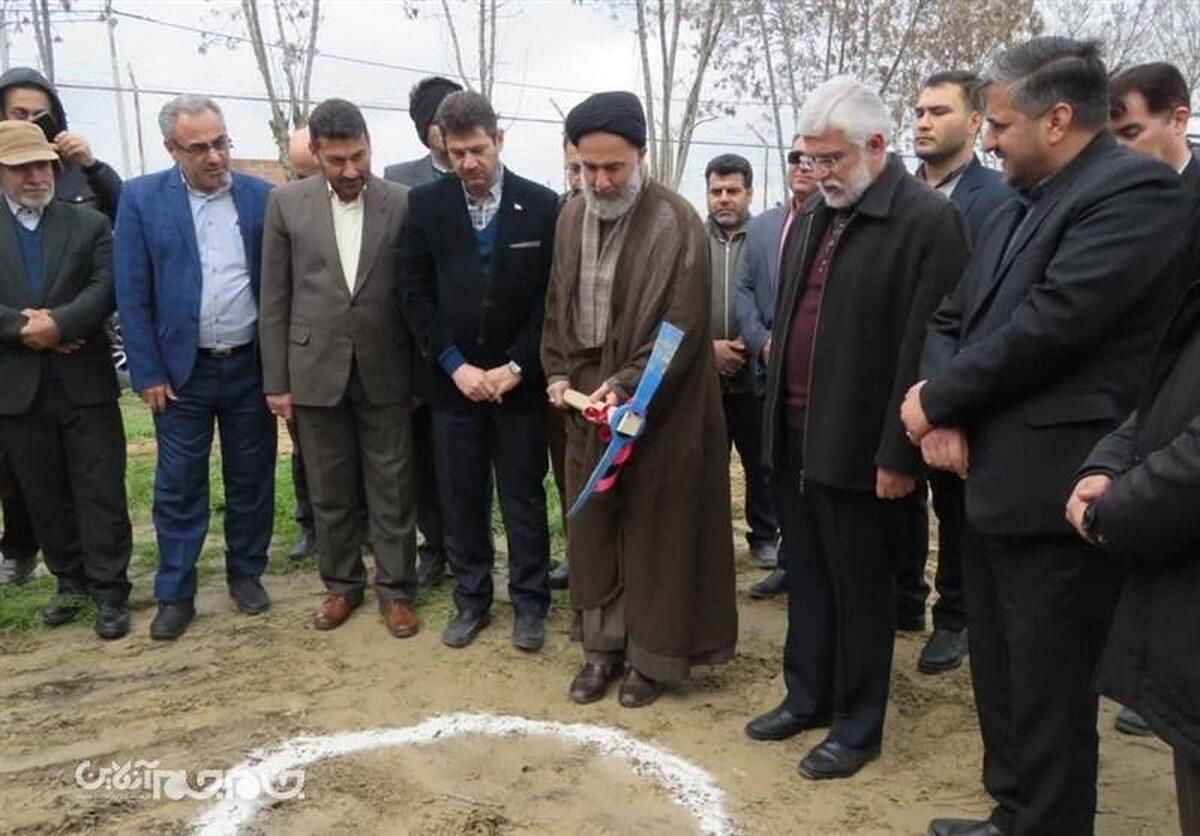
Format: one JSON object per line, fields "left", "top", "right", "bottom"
{"left": 744, "top": 75, "right": 970, "bottom": 781}
{"left": 542, "top": 91, "right": 736, "bottom": 709}
{"left": 0, "top": 120, "right": 131, "bottom": 638}
{"left": 399, "top": 91, "right": 558, "bottom": 651}
{"left": 1105, "top": 61, "right": 1200, "bottom": 739}
{"left": 903, "top": 38, "right": 1189, "bottom": 836}
{"left": 895, "top": 69, "right": 1013, "bottom": 675}
{"left": 0, "top": 66, "right": 124, "bottom": 586}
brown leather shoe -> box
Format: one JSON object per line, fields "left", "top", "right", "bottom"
{"left": 568, "top": 661, "right": 621, "bottom": 704}
{"left": 313, "top": 594, "right": 360, "bottom": 631}
{"left": 619, "top": 668, "right": 664, "bottom": 708}
{"left": 380, "top": 599, "right": 420, "bottom": 638}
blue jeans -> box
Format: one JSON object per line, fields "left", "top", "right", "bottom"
{"left": 152, "top": 348, "right": 276, "bottom": 602}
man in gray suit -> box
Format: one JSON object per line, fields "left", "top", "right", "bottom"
{"left": 259, "top": 98, "right": 420, "bottom": 638}
{"left": 383, "top": 75, "right": 462, "bottom": 589}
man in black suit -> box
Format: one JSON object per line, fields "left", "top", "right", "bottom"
{"left": 0, "top": 120, "right": 132, "bottom": 638}
{"left": 1105, "top": 61, "right": 1200, "bottom": 739}
{"left": 399, "top": 91, "right": 558, "bottom": 652}
{"left": 894, "top": 70, "right": 1014, "bottom": 674}
{"left": 901, "top": 38, "right": 1189, "bottom": 836}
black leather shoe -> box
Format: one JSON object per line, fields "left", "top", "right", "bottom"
{"left": 229, "top": 576, "right": 270, "bottom": 614}
{"left": 568, "top": 661, "right": 622, "bottom": 704}
{"left": 287, "top": 527, "right": 317, "bottom": 562}
{"left": 417, "top": 550, "right": 447, "bottom": 589}
{"left": 94, "top": 602, "right": 130, "bottom": 640}
{"left": 798, "top": 738, "right": 879, "bottom": 780}
{"left": 918, "top": 628, "right": 968, "bottom": 673}
{"left": 512, "top": 613, "right": 545, "bottom": 652}
{"left": 548, "top": 561, "right": 569, "bottom": 590}
{"left": 927, "top": 818, "right": 1005, "bottom": 836}
{"left": 749, "top": 568, "right": 787, "bottom": 599}
{"left": 1114, "top": 706, "right": 1154, "bottom": 737}
{"left": 745, "top": 703, "right": 829, "bottom": 741}
{"left": 150, "top": 600, "right": 195, "bottom": 641}
{"left": 441, "top": 609, "right": 489, "bottom": 648}
{"left": 618, "top": 669, "right": 664, "bottom": 708}
{"left": 42, "top": 593, "right": 84, "bottom": 626}
{"left": 750, "top": 540, "right": 779, "bottom": 569}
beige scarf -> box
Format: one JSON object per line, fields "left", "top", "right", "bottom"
{"left": 574, "top": 207, "right": 633, "bottom": 348}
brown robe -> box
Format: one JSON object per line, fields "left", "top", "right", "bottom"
{"left": 542, "top": 180, "right": 737, "bottom": 665}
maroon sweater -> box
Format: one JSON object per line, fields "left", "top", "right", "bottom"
{"left": 784, "top": 214, "right": 851, "bottom": 431}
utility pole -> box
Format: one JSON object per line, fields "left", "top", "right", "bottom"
{"left": 127, "top": 64, "right": 146, "bottom": 176}
{"left": 105, "top": 2, "right": 133, "bottom": 176}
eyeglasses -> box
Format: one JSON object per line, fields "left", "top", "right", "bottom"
{"left": 787, "top": 150, "right": 846, "bottom": 172}
{"left": 173, "top": 136, "right": 233, "bottom": 157}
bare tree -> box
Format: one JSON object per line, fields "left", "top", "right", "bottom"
{"left": 202, "top": 0, "right": 322, "bottom": 170}
{"left": 632, "top": 0, "right": 732, "bottom": 189}
{"left": 29, "top": 0, "right": 61, "bottom": 82}
{"left": 415, "top": 0, "right": 502, "bottom": 99}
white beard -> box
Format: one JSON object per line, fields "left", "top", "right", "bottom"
{"left": 819, "top": 156, "right": 874, "bottom": 209}
{"left": 583, "top": 163, "right": 645, "bottom": 221}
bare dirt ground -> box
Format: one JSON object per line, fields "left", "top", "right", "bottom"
{"left": 0, "top": 470, "right": 1180, "bottom": 835}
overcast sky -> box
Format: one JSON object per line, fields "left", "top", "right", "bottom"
{"left": 7, "top": 0, "right": 790, "bottom": 212}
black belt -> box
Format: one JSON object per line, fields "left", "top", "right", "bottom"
{"left": 197, "top": 342, "right": 253, "bottom": 358}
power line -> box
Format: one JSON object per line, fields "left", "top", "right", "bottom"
{"left": 52, "top": 79, "right": 791, "bottom": 151}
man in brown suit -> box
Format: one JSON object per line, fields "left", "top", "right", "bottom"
{"left": 543, "top": 92, "right": 737, "bottom": 708}
{"left": 259, "top": 98, "right": 420, "bottom": 637}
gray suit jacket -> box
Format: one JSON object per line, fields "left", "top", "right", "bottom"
{"left": 383, "top": 154, "right": 439, "bottom": 189}
{"left": 259, "top": 173, "right": 412, "bottom": 407}
{"left": 733, "top": 204, "right": 786, "bottom": 391}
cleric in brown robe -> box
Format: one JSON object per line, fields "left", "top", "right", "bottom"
{"left": 542, "top": 91, "right": 737, "bottom": 708}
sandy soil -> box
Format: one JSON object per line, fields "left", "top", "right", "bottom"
{"left": 0, "top": 468, "right": 1180, "bottom": 835}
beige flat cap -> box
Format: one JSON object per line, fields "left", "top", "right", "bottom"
{"left": 0, "top": 120, "right": 59, "bottom": 166}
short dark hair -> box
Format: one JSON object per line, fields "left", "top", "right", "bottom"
{"left": 308, "top": 98, "right": 368, "bottom": 143}
{"left": 436, "top": 90, "right": 499, "bottom": 139}
{"left": 705, "top": 153, "right": 753, "bottom": 189}
{"left": 1109, "top": 62, "right": 1191, "bottom": 120}
{"left": 922, "top": 70, "right": 987, "bottom": 113}
{"left": 989, "top": 37, "right": 1108, "bottom": 129}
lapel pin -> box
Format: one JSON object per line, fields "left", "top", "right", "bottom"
{"left": 514, "top": 202, "right": 524, "bottom": 212}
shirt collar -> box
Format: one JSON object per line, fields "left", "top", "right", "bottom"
{"left": 916, "top": 158, "right": 971, "bottom": 190}
{"left": 5, "top": 193, "right": 43, "bottom": 221}
{"left": 464, "top": 165, "right": 504, "bottom": 205}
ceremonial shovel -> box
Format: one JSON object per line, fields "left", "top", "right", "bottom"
{"left": 561, "top": 321, "right": 685, "bottom": 517}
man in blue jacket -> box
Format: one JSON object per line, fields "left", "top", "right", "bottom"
{"left": 114, "top": 95, "right": 276, "bottom": 641}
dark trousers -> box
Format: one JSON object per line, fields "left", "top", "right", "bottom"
{"left": 891, "top": 473, "right": 967, "bottom": 631}
{"left": 776, "top": 439, "right": 896, "bottom": 749}
{"left": 152, "top": 349, "right": 276, "bottom": 602}
{"left": 412, "top": 403, "right": 446, "bottom": 560}
{"left": 294, "top": 365, "right": 418, "bottom": 603}
{"left": 723, "top": 390, "right": 779, "bottom": 549}
{"left": 1177, "top": 749, "right": 1200, "bottom": 836}
{"left": 431, "top": 403, "right": 550, "bottom": 618}
{"left": 0, "top": 380, "right": 131, "bottom": 603}
{"left": 963, "top": 528, "right": 1124, "bottom": 836}
{"left": 286, "top": 420, "right": 313, "bottom": 529}
{"left": 0, "top": 476, "right": 39, "bottom": 561}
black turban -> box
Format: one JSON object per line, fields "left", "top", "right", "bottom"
{"left": 410, "top": 76, "right": 463, "bottom": 146}
{"left": 565, "top": 91, "right": 647, "bottom": 148}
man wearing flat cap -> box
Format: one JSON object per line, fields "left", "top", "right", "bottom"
{"left": 385, "top": 74, "right": 464, "bottom": 589}
{"left": 0, "top": 120, "right": 132, "bottom": 638}
{"left": 542, "top": 91, "right": 737, "bottom": 708}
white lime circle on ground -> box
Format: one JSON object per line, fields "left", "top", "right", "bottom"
{"left": 190, "top": 712, "right": 735, "bottom": 836}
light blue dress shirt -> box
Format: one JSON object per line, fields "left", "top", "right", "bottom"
{"left": 185, "top": 175, "right": 257, "bottom": 349}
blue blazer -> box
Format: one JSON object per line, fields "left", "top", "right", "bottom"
{"left": 950, "top": 155, "right": 1013, "bottom": 246}
{"left": 114, "top": 167, "right": 273, "bottom": 391}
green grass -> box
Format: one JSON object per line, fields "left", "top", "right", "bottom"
{"left": 0, "top": 393, "right": 566, "bottom": 633}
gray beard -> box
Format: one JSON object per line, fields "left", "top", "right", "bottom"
{"left": 820, "top": 156, "right": 874, "bottom": 209}
{"left": 583, "top": 164, "right": 644, "bottom": 221}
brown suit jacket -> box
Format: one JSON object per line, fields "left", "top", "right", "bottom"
{"left": 259, "top": 173, "right": 411, "bottom": 407}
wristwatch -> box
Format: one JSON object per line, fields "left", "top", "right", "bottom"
{"left": 507, "top": 359, "right": 522, "bottom": 377}
{"left": 1081, "top": 502, "right": 1106, "bottom": 546}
